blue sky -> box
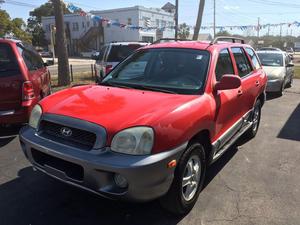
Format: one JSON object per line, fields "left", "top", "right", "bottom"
{"left": 2, "top": 0, "right": 300, "bottom": 36}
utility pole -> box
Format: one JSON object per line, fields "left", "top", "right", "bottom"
{"left": 280, "top": 23, "right": 282, "bottom": 39}
{"left": 257, "top": 17, "right": 260, "bottom": 38}
{"left": 52, "top": 0, "right": 70, "bottom": 86}
{"left": 267, "top": 25, "right": 270, "bottom": 36}
{"left": 175, "top": 0, "right": 178, "bottom": 40}
{"left": 193, "top": 0, "right": 205, "bottom": 40}
{"left": 213, "top": 0, "right": 216, "bottom": 38}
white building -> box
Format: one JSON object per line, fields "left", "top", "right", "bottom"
{"left": 42, "top": 14, "right": 103, "bottom": 56}
{"left": 91, "top": 4, "right": 175, "bottom": 43}
{"left": 41, "top": 3, "right": 175, "bottom": 55}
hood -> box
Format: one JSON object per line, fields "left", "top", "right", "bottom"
{"left": 40, "top": 85, "right": 199, "bottom": 133}
{"left": 262, "top": 66, "right": 285, "bottom": 79}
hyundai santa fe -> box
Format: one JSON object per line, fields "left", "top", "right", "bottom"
{"left": 19, "top": 37, "right": 267, "bottom": 215}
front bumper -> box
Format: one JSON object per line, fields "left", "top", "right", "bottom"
{"left": 266, "top": 79, "right": 283, "bottom": 92}
{"left": 19, "top": 126, "right": 187, "bottom": 202}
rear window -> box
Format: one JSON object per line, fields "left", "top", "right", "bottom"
{"left": 257, "top": 53, "right": 283, "bottom": 67}
{"left": 0, "top": 43, "right": 20, "bottom": 77}
{"left": 107, "top": 45, "right": 144, "bottom": 62}
{"left": 17, "top": 43, "right": 44, "bottom": 71}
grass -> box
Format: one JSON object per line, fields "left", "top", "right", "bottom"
{"left": 51, "top": 72, "right": 95, "bottom": 92}
{"left": 294, "top": 66, "right": 300, "bottom": 79}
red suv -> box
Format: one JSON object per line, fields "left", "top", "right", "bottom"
{"left": 19, "top": 37, "right": 266, "bottom": 214}
{"left": 0, "top": 38, "right": 51, "bottom": 125}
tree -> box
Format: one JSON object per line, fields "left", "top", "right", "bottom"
{"left": 215, "top": 30, "right": 232, "bottom": 37}
{"left": 193, "top": 0, "right": 205, "bottom": 40}
{"left": 52, "top": 0, "right": 70, "bottom": 86}
{"left": 27, "top": 1, "right": 70, "bottom": 47}
{"left": 178, "top": 23, "right": 190, "bottom": 39}
{"left": 0, "top": 10, "right": 11, "bottom": 37}
{"left": 0, "top": 9, "right": 31, "bottom": 43}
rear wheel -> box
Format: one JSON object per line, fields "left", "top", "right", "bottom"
{"left": 286, "top": 77, "right": 293, "bottom": 88}
{"left": 160, "top": 142, "right": 206, "bottom": 215}
{"left": 244, "top": 100, "right": 261, "bottom": 139}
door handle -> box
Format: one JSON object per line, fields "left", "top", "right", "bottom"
{"left": 237, "top": 89, "right": 243, "bottom": 96}
{"left": 255, "top": 81, "right": 260, "bottom": 87}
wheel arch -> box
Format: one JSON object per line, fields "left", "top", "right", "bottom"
{"left": 189, "top": 129, "right": 213, "bottom": 163}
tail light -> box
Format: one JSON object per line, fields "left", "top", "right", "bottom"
{"left": 105, "top": 64, "right": 113, "bottom": 75}
{"left": 22, "top": 81, "right": 35, "bottom": 101}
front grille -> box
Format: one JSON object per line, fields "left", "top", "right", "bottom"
{"left": 31, "top": 148, "right": 84, "bottom": 181}
{"left": 39, "top": 120, "right": 97, "bottom": 150}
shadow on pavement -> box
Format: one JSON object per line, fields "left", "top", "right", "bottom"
{"left": 0, "top": 167, "right": 183, "bottom": 225}
{"left": 0, "top": 125, "right": 22, "bottom": 148}
{"left": 0, "top": 137, "right": 244, "bottom": 225}
{"left": 277, "top": 103, "right": 300, "bottom": 142}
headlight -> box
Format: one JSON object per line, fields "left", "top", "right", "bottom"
{"left": 111, "top": 127, "right": 154, "bottom": 155}
{"left": 29, "top": 104, "right": 42, "bottom": 129}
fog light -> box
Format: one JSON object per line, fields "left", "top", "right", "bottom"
{"left": 114, "top": 174, "right": 128, "bottom": 188}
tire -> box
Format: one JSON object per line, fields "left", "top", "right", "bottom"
{"left": 244, "top": 100, "right": 261, "bottom": 139}
{"left": 286, "top": 77, "right": 293, "bottom": 88}
{"left": 160, "top": 142, "right": 206, "bottom": 215}
{"left": 276, "top": 82, "right": 284, "bottom": 97}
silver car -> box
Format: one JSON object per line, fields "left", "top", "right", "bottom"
{"left": 257, "top": 50, "right": 294, "bottom": 95}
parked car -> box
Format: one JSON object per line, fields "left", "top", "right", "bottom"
{"left": 39, "top": 51, "right": 53, "bottom": 58}
{"left": 257, "top": 47, "right": 282, "bottom": 51}
{"left": 0, "top": 38, "right": 51, "bottom": 125}
{"left": 91, "top": 50, "right": 100, "bottom": 59}
{"left": 19, "top": 37, "right": 267, "bottom": 215}
{"left": 94, "top": 42, "right": 149, "bottom": 83}
{"left": 257, "top": 50, "right": 294, "bottom": 95}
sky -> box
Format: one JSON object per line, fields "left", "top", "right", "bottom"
{"left": 2, "top": 0, "right": 300, "bottom": 36}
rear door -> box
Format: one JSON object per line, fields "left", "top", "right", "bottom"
{"left": 230, "top": 47, "right": 256, "bottom": 116}
{"left": 213, "top": 48, "right": 244, "bottom": 148}
{"left": 285, "top": 53, "right": 294, "bottom": 84}
{"left": 0, "top": 42, "right": 23, "bottom": 112}
{"left": 17, "top": 44, "right": 49, "bottom": 99}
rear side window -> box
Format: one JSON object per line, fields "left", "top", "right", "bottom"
{"left": 215, "top": 49, "right": 234, "bottom": 81}
{"left": 107, "top": 45, "right": 143, "bottom": 62}
{"left": 246, "top": 48, "right": 261, "bottom": 70}
{"left": 0, "top": 43, "right": 20, "bottom": 77}
{"left": 98, "top": 45, "right": 107, "bottom": 61}
{"left": 231, "top": 47, "right": 253, "bottom": 78}
{"left": 17, "top": 44, "right": 44, "bottom": 71}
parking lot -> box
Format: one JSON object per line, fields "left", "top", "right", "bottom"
{"left": 0, "top": 81, "right": 299, "bottom": 225}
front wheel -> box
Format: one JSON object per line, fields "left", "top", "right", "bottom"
{"left": 160, "top": 142, "right": 206, "bottom": 215}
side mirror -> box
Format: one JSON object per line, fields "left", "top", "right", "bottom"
{"left": 287, "top": 63, "right": 294, "bottom": 67}
{"left": 215, "top": 75, "right": 241, "bottom": 91}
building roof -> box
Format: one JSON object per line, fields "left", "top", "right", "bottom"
{"left": 161, "top": 2, "right": 176, "bottom": 13}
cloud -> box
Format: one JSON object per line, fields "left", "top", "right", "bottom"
{"left": 224, "top": 5, "right": 240, "bottom": 10}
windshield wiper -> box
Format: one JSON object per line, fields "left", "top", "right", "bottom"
{"left": 140, "top": 85, "right": 177, "bottom": 94}
{"left": 101, "top": 80, "right": 133, "bottom": 89}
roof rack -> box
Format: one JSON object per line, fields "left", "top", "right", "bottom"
{"left": 211, "top": 36, "right": 245, "bottom": 45}
{"left": 153, "top": 38, "right": 192, "bottom": 44}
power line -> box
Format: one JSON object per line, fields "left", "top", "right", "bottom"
{"left": 4, "top": 0, "right": 38, "bottom": 8}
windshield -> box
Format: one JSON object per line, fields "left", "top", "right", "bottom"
{"left": 257, "top": 53, "right": 283, "bottom": 67}
{"left": 0, "top": 43, "right": 20, "bottom": 77}
{"left": 102, "top": 48, "right": 210, "bottom": 94}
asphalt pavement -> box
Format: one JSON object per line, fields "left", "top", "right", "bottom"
{"left": 0, "top": 81, "right": 299, "bottom": 225}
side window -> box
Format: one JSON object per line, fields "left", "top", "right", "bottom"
{"left": 215, "top": 49, "right": 234, "bottom": 81}
{"left": 17, "top": 45, "right": 44, "bottom": 71}
{"left": 231, "top": 47, "right": 253, "bottom": 78}
{"left": 246, "top": 47, "right": 261, "bottom": 70}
